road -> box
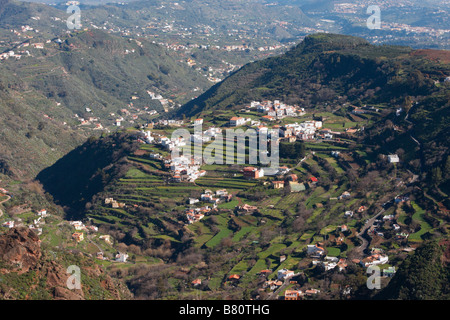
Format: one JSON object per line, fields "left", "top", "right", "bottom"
{"left": 355, "top": 208, "right": 385, "bottom": 257}
{"left": 265, "top": 273, "right": 302, "bottom": 300}
{"left": 0, "top": 195, "right": 11, "bottom": 218}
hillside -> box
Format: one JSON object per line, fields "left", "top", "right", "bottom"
{"left": 2, "top": 28, "right": 211, "bottom": 117}
{"left": 376, "top": 240, "right": 450, "bottom": 299}
{"left": 30, "top": 33, "right": 450, "bottom": 300}
{"left": 176, "top": 33, "right": 449, "bottom": 118}
{"left": 176, "top": 33, "right": 450, "bottom": 192}
{"left": 0, "top": 227, "right": 130, "bottom": 299}
{"left": 0, "top": 80, "right": 87, "bottom": 178}
{"left": 0, "top": 26, "right": 211, "bottom": 178}
{"left": 36, "top": 131, "right": 141, "bottom": 218}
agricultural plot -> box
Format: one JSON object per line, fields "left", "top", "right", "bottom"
{"left": 408, "top": 202, "right": 433, "bottom": 242}
{"left": 194, "top": 176, "right": 259, "bottom": 190}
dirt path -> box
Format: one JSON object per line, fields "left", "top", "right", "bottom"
{"left": 0, "top": 195, "right": 11, "bottom": 218}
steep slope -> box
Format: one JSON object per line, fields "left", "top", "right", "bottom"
{"left": 0, "top": 227, "right": 129, "bottom": 299}
{"left": 2, "top": 28, "right": 210, "bottom": 117}
{"left": 36, "top": 131, "right": 141, "bottom": 218}
{"left": 0, "top": 81, "right": 87, "bottom": 179}
{"left": 0, "top": 25, "right": 211, "bottom": 177}
{"left": 176, "top": 33, "right": 447, "bottom": 118}
{"left": 376, "top": 240, "right": 450, "bottom": 300}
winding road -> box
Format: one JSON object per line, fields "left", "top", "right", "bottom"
{"left": 355, "top": 208, "right": 385, "bottom": 257}
{"left": 0, "top": 195, "right": 11, "bottom": 218}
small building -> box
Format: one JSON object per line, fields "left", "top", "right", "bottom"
{"left": 2, "top": 221, "right": 14, "bottom": 228}
{"left": 309, "top": 176, "right": 318, "bottom": 183}
{"left": 192, "top": 278, "right": 202, "bottom": 286}
{"left": 243, "top": 167, "right": 264, "bottom": 179}
{"left": 285, "top": 290, "right": 302, "bottom": 300}
{"left": 277, "top": 268, "right": 294, "bottom": 280}
{"left": 230, "top": 116, "right": 245, "bottom": 127}
{"left": 272, "top": 181, "right": 285, "bottom": 189}
{"left": 344, "top": 211, "right": 354, "bottom": 217}
{"left": 72, "top": 232, "right": 84, "bottom": 242}
{"left": 228, "top": 274, "right": 240, "bottom": 281}
{"left": 99, "top": 235, "right": 113, "bottom": 245}
{"left": 388, "top": 154, "right": 400, "bottom": 163}
{"left": 383, "top": 267, "right": 396, "bottom": 278}
{"left": 307, "top": 244, "right": 325, "bottom": 257}
{"left": 115, "top": 252, "right": 129, "bottom": 262}
{"left": 194, "top": 118, "right": 203, "bottom": 126}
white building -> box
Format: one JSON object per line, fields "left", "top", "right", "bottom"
{"left": 388, "top": 154, "right": 400, "bottom": 163}
{"left": 2, "top": 221, "right": 14, "bottom": 228}
{"left": 277, "top": 268, "right": 294, "bottom": 280}
{"left": 230, "top": 116, "right": 246, "bottom": 127}
{"left": 194, "top": 118, "right": 203, "bottom": 126}
{"left": 307, "top": 244, "right": 325, "bottom": 257}
{"left": 115, "top": 252, "right": 129, "bottom": 262}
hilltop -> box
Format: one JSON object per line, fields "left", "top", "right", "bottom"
{"left": 176, "top": 33, "right": 449, "bottom": 118}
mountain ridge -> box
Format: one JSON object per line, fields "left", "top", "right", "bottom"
{"left": 176, "top": 33, "right": 449, "bottom": 118}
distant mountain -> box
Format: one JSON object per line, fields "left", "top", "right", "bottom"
{"left": 3, "top": 29, "right": 210, "bottom": 116}
{"left": 0, "top": 27, "right": 211, "bottom": 177}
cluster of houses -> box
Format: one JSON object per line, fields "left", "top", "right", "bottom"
{"left": 104, "top": 197, "right": 126, "bottom": 209}
{"left": 27, "top": 209, "right": 49, "bottom": 235}
{"left": 307, "top": 243, "right": 349, "bottom": 272}
{"left": 146, "top": 90, "right": 174, "bottom": 110}
{"left": 256, "top": 267, "right": 321, "bottom": 300}
{"left": 165, "top": 155, "right": 206, "bottom": 183}
{"left": 312, "top": 256, "right": 348, "bottom": 272}
{"left": 70, "top": 220, "right": 98, "bottom": 243}
{"left": 139, "top": 130, "right": 208, "bottom": 183}
{"left": 235, "top": 203, "right": 258, "bottom": 214}
{"left": 184, "top": 189, "right": 231, "bottom": 224}
{"left": 0, "top": 50, "right": 25, "bottom": 61}
{"left": 284, "top": 288, "right": 320, "bottom": 300}
{"left": 271, "top": 170, "right": 318, "bottom": 193}
{"left": 185, "top": 207, "right": 210, "bottom": 224}
{"left": 227, "top": 113, "right": 329, "bottom": 142}
{"left": 199, "top": 189, "right": 232, "bottom": 204}
{"left": 369, "top": 212, "right": 409, "bottom": 240}
{"left": 249, "top": 100, "right": 305, "bottom": 120}
{"left": 1, "top": 208, "right": 48, "bottom": 236}
{"left": 353, "top": 248, "right": 391, "bottom": 268}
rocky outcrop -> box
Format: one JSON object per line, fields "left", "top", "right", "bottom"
{"left": 0, "top": 227, "right": 41, "bottom": 274}
{"left": 0, "top": 228, "right": 130, "bottom": 300}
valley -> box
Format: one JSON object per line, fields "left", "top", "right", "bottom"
{"left": 0, "top": 0, "right": 449, "bottom": 303}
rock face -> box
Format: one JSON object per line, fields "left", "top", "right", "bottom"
{"left": 0, "top": 227, "right": 41, "bottom": 274}
{"left": 0, "top": 227, "right": 130, "bottom": 300}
